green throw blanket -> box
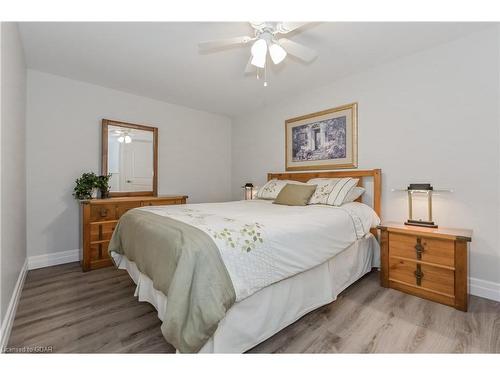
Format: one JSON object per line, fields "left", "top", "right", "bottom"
{"left": 108, "top": 209, "right": 236, "bottom": 353}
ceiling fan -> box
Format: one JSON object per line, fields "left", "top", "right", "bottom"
{"left": 198, "top": 22, "right": 318, "bottom": 86}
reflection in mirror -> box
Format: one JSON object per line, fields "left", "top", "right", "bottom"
{"left": 107, "top": 125, "right": 154, "bottom": 192}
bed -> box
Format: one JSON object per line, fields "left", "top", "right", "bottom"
{"left": 109, "top": 169, "right": 382, "bottom": 353}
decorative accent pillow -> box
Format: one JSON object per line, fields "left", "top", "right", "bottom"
{"left": 273, "top": 184, "right": 317, "bottom": 206}
{"left": 342, "top": 186, "right": 366, "bottom": 204}
{"left": 255, "top": 179, "right": 308, "bottom": 200}
{"left": 307, "top": 177, "right": 359, "bottom": 206}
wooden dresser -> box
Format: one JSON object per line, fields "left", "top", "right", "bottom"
{"left": 80, "top": 195, "right": 188, "bottom": 271}
{"left": 378, "top": 222, "right": 472, "bottom": 311}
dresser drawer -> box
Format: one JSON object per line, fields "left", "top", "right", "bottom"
{"left": 90, "top": 221, "right": 116, "bottom": 242}
{"left": 389, "top": 257, "right": 454, "bottom": 297}
{"left": 90, "top": 204, "right": 117, "bottom": 221}
{"left": 389, "top": 233, "right": 455, "bottom": 267}
{"left": 89, "top": 243, "right": 111, "bottom": 261}
{"left": 116, "top": 202, "right": 141, "bottom": 218}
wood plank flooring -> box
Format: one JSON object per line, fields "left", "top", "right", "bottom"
{"left": 7, "top": 262, "right": 500, "bottom": 353}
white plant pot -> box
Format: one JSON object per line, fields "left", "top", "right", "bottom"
{"left": 91, "top": 188, "right": 99, "bottom": 199}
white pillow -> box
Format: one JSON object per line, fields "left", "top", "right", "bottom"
{"left": 307, "top": 177, "right": 359, "bottom": 206}
{"left": 341, "top": 201, "right": 381, "bottom": 236}
{"left": 342, "top": 186, "right": 366, "bottom": 204}
{"left": 255, "top": 179, "right": 309, "bottom": 200}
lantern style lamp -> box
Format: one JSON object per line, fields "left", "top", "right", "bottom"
{"left": 393, "top": 183, "right": 453, "bottom": 229}
{"left": 392, "top": 183, "right": 453, "bottom": 228}
{"left": 242, "top": 183, "right": 255, "bottom": 200}
{"left": 404, "top": 184, "right": 437, "bottom": 228}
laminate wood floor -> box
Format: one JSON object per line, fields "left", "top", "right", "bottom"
{"left": 7, "top": 262, "right": 500, "bottom": 353}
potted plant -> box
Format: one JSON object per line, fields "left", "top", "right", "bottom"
{"left": 73, "top": 172, "right": 98, "bottom": 200}
{"left": 96, "top": 174, "right": 112, "bottom": 199}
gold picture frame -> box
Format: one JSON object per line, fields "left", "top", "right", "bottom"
{"left": 285, "top": 103, "right": 358, "bottom": 171}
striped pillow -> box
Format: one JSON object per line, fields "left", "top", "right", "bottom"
{"left": 307, "top": 178, "right": 359, "bottom": 206}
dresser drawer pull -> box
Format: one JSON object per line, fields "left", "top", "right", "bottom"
{"left": 99, "top": 208, "right": 108, "bottom": 217}
{"left": 415, "top": 238, "right": 424, "bottom": 260}
{"left": 414, "top": 264, "right": 424, "bottom": 286}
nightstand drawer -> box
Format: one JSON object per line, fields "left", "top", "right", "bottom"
{"left": 389, "top": 233, "right": 455, "bottom": 267}
{"left": 389, "top": 257, "right": 455, "bottom": 297}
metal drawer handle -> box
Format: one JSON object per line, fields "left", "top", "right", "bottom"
{"left": 414, "top": 264, "right": 424, "bottom": 286}
{"left": 99, "top": 208, "right": 108, "bottom": 217}
{"left": 415, "top": 238, "right": 424, "bottom": 260}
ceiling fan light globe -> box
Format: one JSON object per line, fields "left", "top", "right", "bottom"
{"left": 269, "top": 43, "right": 287, "bottom": 64}
{"left": 124, "top": 135, "right": 132, "bottom": 144}
{"left": 117, "top": 136, "right": 125, "bottom": 143}
{"left": 251, "top": 54, "right": 266, "bottom": 68}
{"left": 251, "top": 39, "right": 267, "bottom": 58}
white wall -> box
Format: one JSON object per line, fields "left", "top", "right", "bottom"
{"left": 0, "top": 23, "right": 27, "bottom": 322}
{"left": 26, "top": 70, "right": 232, "bottom": 258}
{"left": 232, "top": 27, "right": 500, "bottom": 285}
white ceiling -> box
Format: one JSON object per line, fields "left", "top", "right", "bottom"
{"left": 19, "top": 22, "right": 491, "bottom": 117}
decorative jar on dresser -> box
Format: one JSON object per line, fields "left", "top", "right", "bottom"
{"left": 378, "top": 222, "right": 472, "bottom": 311}
{"left": 80, "top": 195, "right": 188, "bottom": 271}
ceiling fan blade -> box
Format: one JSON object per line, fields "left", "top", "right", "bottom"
{"left": 278, "top": 38, "right": 317, "bottom": 62}
{"left": 244, "top": 56, "right": 256, "bottom": 74}
{"left": 198, "top": 36, "right": 253, "bottom": 51}
{"left": 250, "top": 21, "right": 267, "bottom": 30}
{"left": 276, "top": 22, "right": 310, "bottom": 34}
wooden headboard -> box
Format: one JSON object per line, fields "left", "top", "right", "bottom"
{"left": 267, "top": 169, "right": 382, "bottom": 219}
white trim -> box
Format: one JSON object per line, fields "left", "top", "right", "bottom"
{"left": 0, "top": 258, "right": 28, "bottom": 351}
{"left": 470, "top": 277, "right": 500, "bottom": 302}
{"left": 28, "top": 249, "right": 80, "bottom": 270}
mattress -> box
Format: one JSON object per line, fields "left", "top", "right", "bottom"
{"left": 111, "top": 232, "right": 380, "bottom": 353}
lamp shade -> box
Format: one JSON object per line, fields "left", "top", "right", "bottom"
{"left": 250, "top": 39, "right": 267, "bottom": 68}
{"left": 269, "top": 42, "right": 287, "bottom": 64}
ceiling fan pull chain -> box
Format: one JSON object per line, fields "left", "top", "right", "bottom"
{"left": 264, "top": 64, "right": 268, "bottom": 87}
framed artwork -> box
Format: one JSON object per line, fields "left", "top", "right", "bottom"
{"left": 285, "top": 103, "right": 358, "bottom": 171}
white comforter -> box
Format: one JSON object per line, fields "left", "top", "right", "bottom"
{"left": 139, "top": 200, "right": 379, "bottom": 301}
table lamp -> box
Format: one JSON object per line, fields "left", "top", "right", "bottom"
{"left": 393, "top": 183, "right": 452, "bottom": 228}
{"left": 242, "top": 183, "right": 255, "bottom": 200}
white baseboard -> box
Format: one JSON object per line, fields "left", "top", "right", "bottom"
{"left": 470, "top": 277, "right": 500, "bottom": 302}
{"left": 0, "top": 258, "right": 28, "bottom": 351}
{"left": 28, "top": 249, "right": 80, "bottom": 270}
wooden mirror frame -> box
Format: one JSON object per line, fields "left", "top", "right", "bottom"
{"left": 101, "top": 119, "right": 158, "bottom": 197}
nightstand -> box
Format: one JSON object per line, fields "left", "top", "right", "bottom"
{"left": 378, "top": 222, "right": 472, "bottom": 311}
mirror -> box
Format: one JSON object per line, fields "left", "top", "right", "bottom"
{"left": 101, "top": 119, "right": 158, "bottom": 196}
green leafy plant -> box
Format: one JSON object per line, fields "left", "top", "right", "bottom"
{"left": 73, "top": 172, "right": 98, "bottom": 200}
{"left": 96, "top": 174, "right": 112, "bottom": 198}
